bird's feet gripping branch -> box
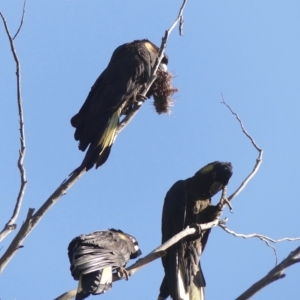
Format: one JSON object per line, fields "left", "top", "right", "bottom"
{"left": 116, "top": 266, "right": 130, "bottom": 281}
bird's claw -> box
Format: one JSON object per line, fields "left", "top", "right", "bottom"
{"left": 220, "top": 197, "right": 233, "bottom": 213}
{"left": 219, "top": 186, "right": 233, "bottom": 213}
{"left": 190, "top": 223, "right": 202, "bottom": 235}
{"left": 136, "top": 94, "right": 148, "bottom": 103}
{"left": 117, "top": 267, "right": 129, "bottom": 281}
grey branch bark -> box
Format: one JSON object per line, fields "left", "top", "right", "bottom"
{"left": 219, "top": 99, "right": 300, "bottom": 297}
{"left": 221, "top": 96, "right": 263, "bottom": 204}
{"left": 219, "top": 223, "right": 300, "bottom": 264}
{"left": 0, "top": 0, "right": 28, "bottom": 243}
{"left": 0, "top": 0, "right": 188, "bottom": 275}
{"left": 235, "top": 246, "right": 300, "bottom": 300}
{"left": 115, "top": 0, "right": 187, "bottom": 136}
{"left": 0, "top": 171, "right": 85, "bottom": 273}
{"left": 54, "top": 219, "right": 218, "bottom": 300}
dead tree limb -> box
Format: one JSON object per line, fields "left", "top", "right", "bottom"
{"left": 116, "top": 0, "right": 187, "bottom": 135}
{"left": 12, "top": 0, "right": 27, "bottom": 40}
{"left": 219, "top": 223, "right": 300, "bottom": 265}
{"left": 0, "top": 0, "right": 188, "bottom": 274}
{"left": 0, "top": 0, "right": 28, "bottom": 243}
{"left": 54, "top": 218, "right": 218, "bottom": 300}
{"left": 0, "top": 171, "right": 85, "bottom": 273}
{"left": 220, "top": 96, "right": 263, "bottom": 205}
{"left": 235, "top": 246, "right": 300, "bottom": 300}
{"left": 219, "top": 98, "right": 300, "bottom": 296}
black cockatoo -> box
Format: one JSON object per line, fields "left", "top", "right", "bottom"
{"left": 158, "top": 161, "right": 233, "bottom": 300}
{"left": 68, "top": 229, "right": 142, "bottom": 300}
{"left": 71, "top": 39, "right": 177, "bottom": 173}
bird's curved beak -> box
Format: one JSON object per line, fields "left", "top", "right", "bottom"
{"left": 209, "top": 182, "right": 223, "bottom": 195}
{"left": 159, "top": 63, "right": 168, "bottom": 72}
{"left": 131, "top": 248, "right": 142, "bottom": 259}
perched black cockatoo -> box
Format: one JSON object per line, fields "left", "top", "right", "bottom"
{"left": 71, "top": 39, "right": 177, "bottom": 173}
{"left": 68, "top": 229, "right": 142, "bottom": 300}
{"left": 158, "top": 161, "right": 233, "bottom": 300}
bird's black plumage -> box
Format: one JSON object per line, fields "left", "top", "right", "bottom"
{"left": 68, "top": 229, "right": 141, "bottom": 300}
{"left": 71, "top": 39, "right": 172, "bottom": 173}
{"left": 158, "top": 161, "right": 233, "bottom": 300}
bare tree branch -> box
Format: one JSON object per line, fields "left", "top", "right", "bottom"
{"left": 54, "top": 219, "right": 218, "bottom": 300}
{"left": 115, "top": 219, "right": 218, "bottom": 281}
{"left": 0, "top": 0, "right": 28, "bottom": 243}
{"left": 218, "top": 100, "right": 300, "bottom": 266}
{"left": 221, "top": 95, "right": 263, "bottom": 203}
{"left": 0, "top": 170, "right": 86, "bottom": 273}
{"left": 235, "top": 246, "right": 300, "bottom": 300}
{"left": 116, "top": 0, "right": 187, "bottom": 135}
{"left": 219, "top": 223, "right": 300, "bottom": 264}
{"left": 54, "top": 290, "right": 77, "bottom": 300}
{"left": 12, "top": 0, "right": 27, "bottom": 40}
{"left": 0, "top": 0, "right": 188, "bottom": 274}
{"left": 55, "top": 26, "right": 299, "bottom": 300}
{"left": 220, "top": 225, "right": 300, "bottom": 245}
{"left": 55, "top": 93, "right": 265, "bottom": 299}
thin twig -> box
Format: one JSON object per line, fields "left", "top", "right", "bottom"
{"left": 219, "top": 224, "right": 300, "bottom": 244}
{"left": 221, "top": 95, "right": 263, "bottom": 202}
{"left": 54, "top": 219, "right": 218, "bottom": 300}
{"left": 0, "top": 0, "right": 188, "bottom": 276}
{"left": 0, "top": 0, "right": 28, "bottom": 243}
{"left": 219, "top": 224, "right": 300, "bottom": 265}
{"left": 116, "top": 0, "right": 187, "bottom": 135}
{"left": 235, "top": 246, "right": 300, "bottom": 300}
{"left": 13, "top": 0, "right": 27, "bottom": 40}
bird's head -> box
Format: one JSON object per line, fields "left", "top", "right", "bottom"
{"left": 109, "top": 229, "right": 142, "bottom": 259}
{"left": 194, "top": 161, "right": 233, "bottom": 198}
{"left": 127, "top": 234, "right": 142, "bottom": 259}
{"left": 143, "top": 39, "right": 168, "bottom": 71}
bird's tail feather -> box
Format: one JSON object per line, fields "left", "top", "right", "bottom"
{"left": 95, "top": 266, "right": 113, "bottom": 293}
{"left": 189, "top": 264, "right": 206, "bottom": 300}
{"left": 177, "top": 262, "right": 206, "bottom": 300}
{"left": 75, "top": 276, "right": 90, "bottom": 300}
{"left": 95, "top": 108, "right": 120, "bottom": 168}
{"left": 75, "top": 268, "right": 112, "bottom": 300}
{"left": 189, "top": 284, "right": 205, "bottom": 300}
{"left": 71, "top": 108, "right": 121, "bottom": 174}
{"left": 178, "top": 265, "right": 189, "bottom": 300}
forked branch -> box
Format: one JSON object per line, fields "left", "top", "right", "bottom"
{"left": 235, "top": 246, "right": 300, "bottom": 300}
{"left": 54, "top": 218, "right": 218, "bottom": 300}
{"left": 116, "top": 0, "right": 187, "bottom": 135}
{"left": 0, "top": 0, "right": 28, "bottom": 243}
{"left": 219, "top": 222, "right": 300, "bottom": 265}
{"left": 220, "top": 95, "right": 263, "bottom": 204}
{"left": 0, "top": 0, "right": 188, "bottom": 274}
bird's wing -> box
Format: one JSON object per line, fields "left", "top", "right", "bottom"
{"left": 68, "top": 230, "right": 129, "bottom": 279}
{"left": 160, "top": 180, "right": 188, "bottom": 299}
{"left": 70, "top": 42, "right": 151, "bottom": 151}
{"left": 161, "top": 180, "right": 187, "bottom": 243}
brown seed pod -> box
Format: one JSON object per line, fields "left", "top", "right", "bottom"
{"left": 147, "top": 69, "right": 178, "bottom": 114}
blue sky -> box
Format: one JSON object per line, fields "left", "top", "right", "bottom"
{"left": 1, "top": 1, "right": 300, "bottom": 299}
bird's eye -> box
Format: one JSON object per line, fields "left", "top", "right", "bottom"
{"left": 212, "top": 172, "right": 216, "bottom": 178}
